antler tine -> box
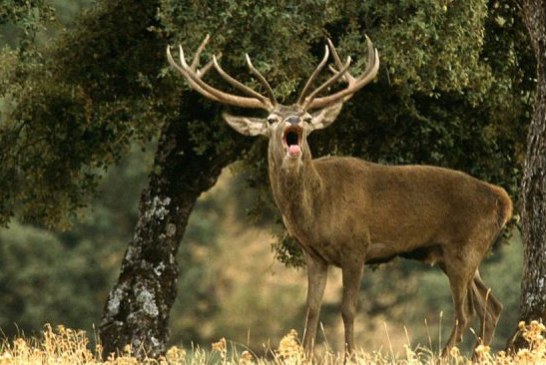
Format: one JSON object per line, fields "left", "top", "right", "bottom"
{"left": 327, "top": 38, "right": 356, "bottom": 84}
{"left": 191, "top": 34, "right": 211, "bottom": 70}
{"left": 328, "top": 36, "right": 376, "bottom": 85}
{"left": 212, "top": 55, "right": 273, "bottom": 106}
{"left": 360, "top": 35, "right": 377, "bottom": 81}
{"left": 176, "top": 34, "right": 218, "bottom": 79}
{"left": 166, "top": 36, "right": 274, "bottom": 110}
{"left": 297, "top": 45, "right": 330, "bottom": 105}
{"left": 305, "top": 36, "right": 380, "bottom": 110}
{"left": 197, "top": 53, "right": 221, "bottom": 78}
{"left": 302, "top": 56, "right": 352, "bottom": 110}
{"left": 167, "top": 45, "right": 222, "bottom": 102}
{"left": 326, "top": 39, "right": 343, "bottom": 70}
{"left": 245, "top": 54, "right": 277, "bottom": 105}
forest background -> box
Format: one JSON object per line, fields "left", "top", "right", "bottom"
{"left": 0, "top": 0, "right": 535, "bottom": 356}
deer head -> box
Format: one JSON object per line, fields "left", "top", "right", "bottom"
{"left": 166, "top": 35, "right": 379, "bottom": 169}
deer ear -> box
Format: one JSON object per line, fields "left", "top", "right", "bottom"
{"left": 310, "top": 102, "right": 344, "bottom": 130}
{"left": 222, "top": 113, "right": 268, "bottom": 136}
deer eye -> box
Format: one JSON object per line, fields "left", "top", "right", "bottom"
{"left": 267, "top": 116, "right": 278, "bottom": 124}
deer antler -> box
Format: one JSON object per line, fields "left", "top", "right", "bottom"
{"left": 298, "top": 36, "right": 380, "bottom": 110}
{"left": 166, "top": 35, "right": 276, "bottom": 110}
{"left": 297, "top": 45, "right": 331, "bottom": 105}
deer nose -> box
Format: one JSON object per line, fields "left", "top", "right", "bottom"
{"left": 286, "top": 116, "right": 300, "bottom": 125}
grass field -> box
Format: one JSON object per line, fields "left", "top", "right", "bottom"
{"left": 0, "top": 322, "right": 544, "bottom": 364}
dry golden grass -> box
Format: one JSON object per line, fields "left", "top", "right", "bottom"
{"left": 1, "top": 322, "right": 545, "bottom": 364}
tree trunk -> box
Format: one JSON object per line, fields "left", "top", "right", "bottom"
{"left": 99, "top": 97, "right": 248, "bottom": 358}
{"left": 507, "top": 0, "right": 546, "bottom": 351}
{"left": 52, "top": 0, "right": 253, "bottom": 356}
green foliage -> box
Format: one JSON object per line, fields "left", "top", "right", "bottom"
{"left": 0, "top": 143, "right": 152, "bottom": 338}
{"left": 0, "top": 1, "right": 55, "bottom": 27}
{"left": 48, "top": 0, "right": 93, "bottom": 26}
{"left": 272, "top": 233, "right": 306, "bottom": 269}
{"left": 0, "top": 1, "right": 163, "bottom": 228}
{"left": 0, "top": 1, "right": 55, "bottom": 49}
{"left": 325, "top": 0, "right": 531, "bottom": 183}
{"left": 359, "top": 0, "right": 491, "bottom": 95}
{"left": 0, "top": 0, "right": 534, "bottom": 234}
{"left": 0, "top": 222, "right": 103, "bottom": 336}
{"left": 160, "top": 0, "right": 331, "bottom": 101}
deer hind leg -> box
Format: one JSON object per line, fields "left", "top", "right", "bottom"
{"left": 440, "top": 260, "right": 477, "bottom": 357}
{"left": 302, "top": 254, "right": 328, "bottom": 357}
{"left": 471, "top": 270, "right": 503, "bottom": 350}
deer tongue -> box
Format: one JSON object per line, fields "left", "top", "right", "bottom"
{"left": 288, "top": 145, "right": 301, "bottom": 157}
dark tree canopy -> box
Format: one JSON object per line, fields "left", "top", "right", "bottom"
{"left": 0, "top": 1, "right": 533, "bottom": 229}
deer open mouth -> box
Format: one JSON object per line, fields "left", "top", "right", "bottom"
{"left": 283, "top": 126, "right": 303, "bottom": 158}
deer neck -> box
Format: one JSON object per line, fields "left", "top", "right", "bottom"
{"left": 267, "top": 140, "right": 322, "bottom": 224}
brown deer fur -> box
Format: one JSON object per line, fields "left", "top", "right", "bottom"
{"left": 167, "top": 36, "right": 513, "bottom": 358}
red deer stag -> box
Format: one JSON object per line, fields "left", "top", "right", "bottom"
{"left": 167, "top": 35, "right": 513, "bottom": 358}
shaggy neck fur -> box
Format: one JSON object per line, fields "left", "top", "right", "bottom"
{"left": 267, "top": 139, "right": 322, "bottom": 229}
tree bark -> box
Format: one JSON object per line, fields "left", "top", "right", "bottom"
{"left": 507, "top": 0, "right": 546, "bottom": 351}
{"left": 99, "top": 97, "right": 248, "bottom": 358}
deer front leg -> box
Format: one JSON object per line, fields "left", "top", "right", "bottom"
{"left": 341, "top": 260, "right": 364, "bottom": 355}
{"left": 302, "top": 254, "right": 328, "bottom": 357}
